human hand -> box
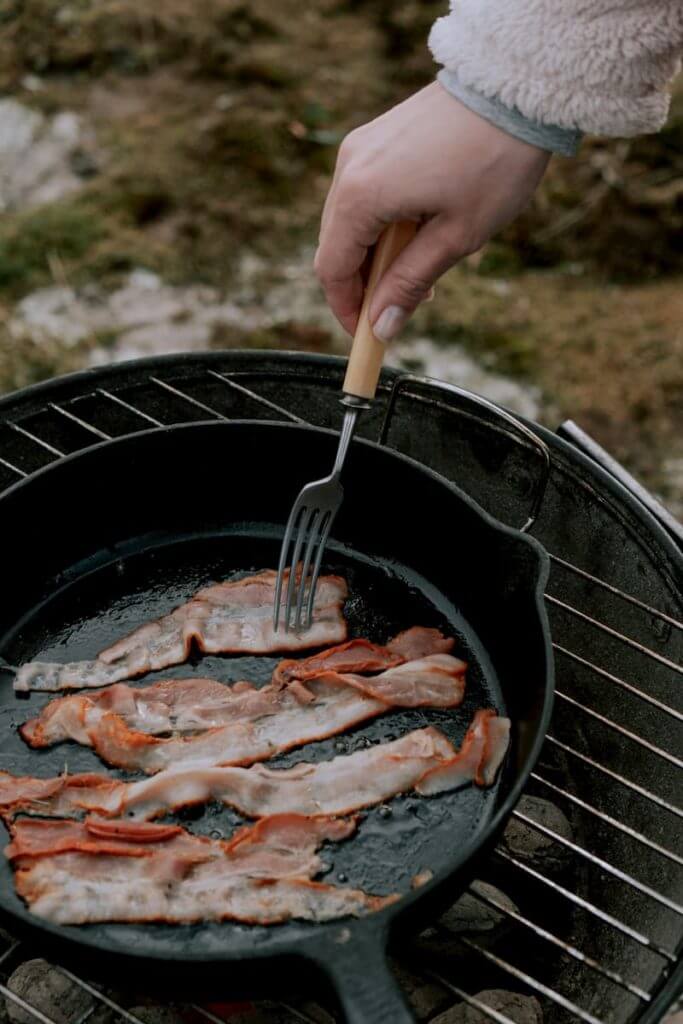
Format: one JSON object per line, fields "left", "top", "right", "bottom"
{"left": 315, "top": 82, "right": 550, "bottom": 340}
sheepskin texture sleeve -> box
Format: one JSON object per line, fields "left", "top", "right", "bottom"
{"left": 429, "top": 0, "right": 683, "bottom": 137}
{"left": 437, "top": 71, "right": 582, "bottom": 154}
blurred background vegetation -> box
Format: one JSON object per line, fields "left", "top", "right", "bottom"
{"left": 0, "top": 0, "right": 681, "bottom": 514}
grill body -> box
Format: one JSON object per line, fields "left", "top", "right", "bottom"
{"left": 0, "top": 350, "right": 680, "bottom": 1024}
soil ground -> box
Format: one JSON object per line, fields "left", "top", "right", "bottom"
{"left": 0, "top": 0, "right": 681, "bottom": 516}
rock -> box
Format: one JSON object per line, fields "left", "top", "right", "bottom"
{"left": 439, "top": 881, "right": 519, "bottom": 934}
{"left": 20, "top": 75, "right": 44, "bottom": 93}
{"left": 391, "top": 962, "right": 451, "bottom": 1021}
{"left": 503, "top": 796, "right": 573, "bottom": 870}
{"left": 0, "top": 100, "right": 96, "bottom": 212}
{"left": 10, "top": 286, "right": 106, "bottom": 348}
{"left": 114, "top": 320, "right": 212, "bottom": 357}
{"left": 9, "top": 269, "right": 251, "bottom": 362}
{"left": 431, "top": 989, "right": 543, "bottom": 1024}
{"left": 105, "top": 271, "right": 186, "bottom": 329}
{"left": 5, "top": 959, "right": 94, "bottom": 1024}
{"left": 385, "top": 336, "right": 541, "bottom": 419}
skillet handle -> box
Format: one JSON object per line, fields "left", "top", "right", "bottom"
{"left": 343, "top": 221, "right": 417, "bottom": 402}
{"left": 379, "top": 374, "right": 552, "bottom": 534}
{"left": 312, "top": 927, "right": 415, "bottom": 1024}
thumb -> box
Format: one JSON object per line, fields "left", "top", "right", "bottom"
{"left": 369, "top": 215, "right": 461, "bottom": 342}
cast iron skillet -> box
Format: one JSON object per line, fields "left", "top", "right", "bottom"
{"left": 0, "top": 420, "right": 554, "bottom": 1023}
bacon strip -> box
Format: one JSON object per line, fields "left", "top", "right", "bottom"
{"left": 0, "top": 714, "right": 509, "bottom": 823}
{"left": 21, "top": 628, "right": 460, "bottom": 749}
{"left": 273, "top": 626, "right": 455, "bottom": 685}
{"left": 20, "top": 677, "right": 286, "bottom": 747}
{"left": 8, "top": 815, "right": 393, "bottom": 925}
{"left": 14, "top": 570, "right": 348, "bottom": 693}
{"left": 416, "top": 710, "right": 512, "bottom": 794}
{"left": 21, "top": 654, "right": 467, "bottom": 774}
{"left": 6, "top": 814, "right": 353, "bottom": 876}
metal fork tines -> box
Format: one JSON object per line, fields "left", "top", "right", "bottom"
{"left": 273, "top": 403, "right": 361, "bottom": 633}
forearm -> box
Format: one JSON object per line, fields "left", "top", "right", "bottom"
{"left": 430, "top": 0, "right": 683, "bottom": 151}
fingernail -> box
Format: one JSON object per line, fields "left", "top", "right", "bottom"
{"left": 425, "top": 287, "right": 435, "bottom": 303}
{"left": 374, "top": 305, "right": 409, "bottom": 342}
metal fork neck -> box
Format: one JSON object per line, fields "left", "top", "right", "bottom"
{"left": 332, "top": 406, "right": 361, "bottom": 477}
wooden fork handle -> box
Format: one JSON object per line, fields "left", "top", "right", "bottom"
{"left": 342, "top": 220, "right": 417, "bottom": 401}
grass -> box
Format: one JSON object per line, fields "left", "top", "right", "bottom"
{"left": 0, "top": 201, "right": 103, "bottom": 295}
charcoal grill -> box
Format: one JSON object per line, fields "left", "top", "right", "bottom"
{"left": 0, "top": 350, "right": 680, "bottom": 1024}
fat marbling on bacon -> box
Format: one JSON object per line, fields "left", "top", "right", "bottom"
{"left": 7, "top": 814, "right": 394, "bottom": 925}
{"left": 20, "top": 652, "right": 467, "bottom": 774}
{"left": 14, "top": 569, "right": 348, "bottom": 693}
{"left": 273, "top": 626, "right": 455, "bottom": 685}
{"left": 0, "top": 712, "right": 510, "bottom": 824}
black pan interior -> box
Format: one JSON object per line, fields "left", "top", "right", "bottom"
{"left": 0, "top": 421, "right": 551, "bottom": 977}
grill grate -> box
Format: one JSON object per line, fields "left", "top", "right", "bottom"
{"left": 0, "top": 355, "right": 680, "bottom": 1024}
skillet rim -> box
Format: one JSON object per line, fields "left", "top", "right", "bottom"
{"left": 0, "top": 418, "right": 554, "bottom": 965}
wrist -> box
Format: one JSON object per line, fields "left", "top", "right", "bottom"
{"left": 437, "top": 70, "right": 582, "bottom": 157}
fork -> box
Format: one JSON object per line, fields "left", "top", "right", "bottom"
{"left": 273, "top": 220, "right": 417, "bottom": 633}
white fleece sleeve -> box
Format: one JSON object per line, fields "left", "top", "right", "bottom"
{"left": 429, "top": 0, "right": 683, "bottom": 137}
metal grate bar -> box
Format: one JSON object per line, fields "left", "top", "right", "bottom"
{"left": 459, "top": 936, "right": 607, "bottom": 1024}
{"left": 0, "top": 455, "right": 26, "bottom": 477}
{"left": 149, "top": 377, "right": 226, "bottom": 420}
{"left": 49, "top": 403, "right": 112, "bottom": 441}
{"left": 57, "top": 967, "right": 147, "bottom": 1024}
{"left": 546, "top": 595, "right": 683, "bottom": 676}
{"left": 497, "top": 849, "right": 675, "bottom": 961}
{"left": 8, "top": 422, "right": 64, "bottom": 457}
{"left": 543, "top": 737, "right": 683, "bottom": 821}
{"left": 97, "top": 388, "right": 164, "bottom": 427}
{"left": 195, "top": 1000, "right": 319, "bottom": 1024}
{"left": 0, "top": 981, "right": 63, "bottom": 1024}
{"left": 554, "top": 644, "right": 683, "bottom": 722}
{"left": 191, "top": 1006, "right": 228, "bottom": 1024}
{"left": 72, "top": 1005, "right": 95, "bottom": 1024}
{"left": 512, "top": 809, "right": 682, "bottom": 915}
{"left": 469, "top": 884, "right": 651, "bottom": 1001}
{"left": 555, "top": 690, "right": 683, "bottom": 768}
{"left": 278, "top": 1003, "right": 331, "bottom": 1024}
{"left": 0, "top": 941, "right": 19, "bottom": 966}
{"left": 548, "top": 553, "right": 683, "bottom": 631}
{"left": 0, "top": 364, "right": 680, "bottom": 1024}
{"left": 532, "top": 770, "right": 683, "bottom": 865}
{"left": 207, "top": 370, "right": 307, "bottom": 424}
{"left": 381, "top": 377, "right": 680, "bottom": 630}
{"left": 425, "top": 970, "right": 516, "bottom": 1024}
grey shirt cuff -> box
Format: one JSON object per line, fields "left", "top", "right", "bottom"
{"left": 437, "top": 69, "right": 582, "bottom": 157}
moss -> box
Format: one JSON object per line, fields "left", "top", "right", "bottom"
{"left": 430, "top": 321, "right": 539, "bottom": 379}
{"left": 476, "top": 243, "right": 526, "bottom": 277}
{"left": 0, "top": 201, "right": 104, "bottom": 295}
{"left": 104, "top": 175, "right": 175, "bottom": 226}
{"left": 0, "top": 329, "right": 90, "bottom": 393}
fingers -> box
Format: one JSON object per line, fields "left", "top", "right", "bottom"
{"left": 315, "top": 135, "right": 386, "bottom": 335}
{"left": 314, "top": 215, "right": 384, "bottom": 335}
{"left": 369, "top": 216, "right": 469, "bottom": 341}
